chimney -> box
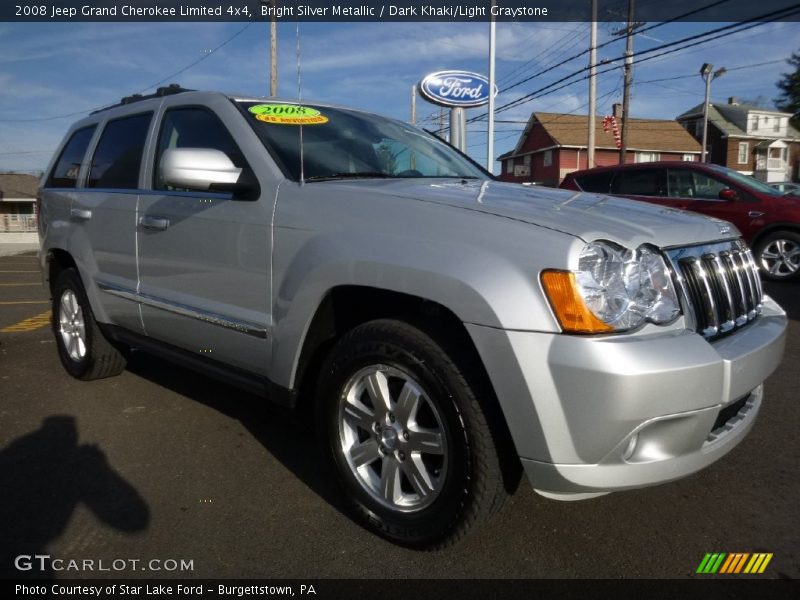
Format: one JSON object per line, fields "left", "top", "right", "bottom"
{"left": 612, "top": 103, "right": 623, "bottom": 118}
{"left": 728, "top": 97, "right": 739, "bottom": 106}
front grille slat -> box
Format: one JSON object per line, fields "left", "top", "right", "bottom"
{"left": 668, "top": 240, "right": 762, "bottom": 341}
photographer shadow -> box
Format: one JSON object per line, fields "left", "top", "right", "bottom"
{"left": 0, "top": 416, "right": 150, "bottom": 579}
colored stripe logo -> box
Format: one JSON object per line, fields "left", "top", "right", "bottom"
{"left": 696, "top": 552, "right": 773, "bottom": 574}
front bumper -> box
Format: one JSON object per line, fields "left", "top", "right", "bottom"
{"left": 466, "top": 296, "right": 786, "bottom": 497}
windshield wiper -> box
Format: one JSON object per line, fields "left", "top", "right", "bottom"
{"left": 305, "top": 171, "right": 395, "bottom": 182}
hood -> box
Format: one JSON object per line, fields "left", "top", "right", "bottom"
{"left": 326, "top": 178, "right": 740, "bottom": 249}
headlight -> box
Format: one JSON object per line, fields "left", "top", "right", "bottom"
{"left": 542, "top": 241, "right": 680, "bottom": 334}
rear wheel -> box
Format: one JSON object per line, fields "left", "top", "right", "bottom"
{"left": 317, "top": 319, "right": 506, "bottom": 548}
{"left": 52, "top": 268, "right": 126, "bottom": 380}
{"left": 755, "top": 231, "right": 800, "bottom": 281}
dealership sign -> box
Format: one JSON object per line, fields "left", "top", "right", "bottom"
{"left": 419, "top": 71, "right": 497, "bottom": 108}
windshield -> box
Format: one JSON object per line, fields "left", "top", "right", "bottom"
{"left": 237, "top": 101, "right": 487, "bottom": 182}
{"left": 706, "top": 164, "right": 783, "bottom": 196}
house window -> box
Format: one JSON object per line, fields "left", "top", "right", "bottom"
{"left": 635, "top": 152, "right": 660, "bottom": 163}
{"left": 750, "top": 117, "right": 758, "bottom": 131}
{"left": 738, "top": 142, "right": 749, "bottom": 165}
{"left": 506, "top": 159, "right": 514, "bottom": 174}
{"left": 523, "top": 154, "right": 531, "bottom": 166}
{"left": 682, "top": 154, "right": 695, "bottom": 162}
{"left": 542, "top": 150, "right": 552, "bottom": 167}
{"left": 774, "top": 118, "right": 781, "bottom": 133}
{"left": 694, "top": 120, "right": 703, "bottom": 137}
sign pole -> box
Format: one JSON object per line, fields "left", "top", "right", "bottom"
{"left": 450, "top": 107, "right": 466, "bottom": 152}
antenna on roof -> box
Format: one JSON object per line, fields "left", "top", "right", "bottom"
{"left": 296, "top": 22, "right": 305, "bottom": 186}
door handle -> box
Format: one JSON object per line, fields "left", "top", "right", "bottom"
{"left": 70, "top": 208, "right": 92, "bottom": 221}
{"left": 139, "top": 216, "right": 170, "bottom": 231}
{"left": 748, "top": 211, "right": 764, "bottom": 218}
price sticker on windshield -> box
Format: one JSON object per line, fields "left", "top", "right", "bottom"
{"left": 248, "top": 104, "right": 329, "bottom": 125}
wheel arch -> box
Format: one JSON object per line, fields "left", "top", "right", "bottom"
{"left": 45, "top": 248, "right": 78, "bottom": 296}
{"left": 749, "top": 223, "right": 800, "bottom": 251}
{"left": 292, "top": 285, "right": 523, "bottom": 492}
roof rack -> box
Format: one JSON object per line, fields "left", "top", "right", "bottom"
{"left": 90, "top": 84, "right": 192, "bottom": 115}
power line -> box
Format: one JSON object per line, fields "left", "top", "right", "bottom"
{"left": 470, "top": 4, "right": 800, "bottom": 123}
{"left": 0, "top": 22, "right": 255, "bottom": 123}
{"left": 497, "top": 0, "right": 737, "bottom": 96}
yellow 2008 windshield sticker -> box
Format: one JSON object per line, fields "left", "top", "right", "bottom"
{"left": 248, "top": 104, "right": 329, "bottom": 125}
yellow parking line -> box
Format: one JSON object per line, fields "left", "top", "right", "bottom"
{"left": 0, "top": 283, "right": 40, "bottom": 286}
{"left": 0, "top": 310, "right": 52, "bottom": 333}
{"left": 0, "top": 270, "right": 40, "bottom": 273}
{"left": 0, "top": 301, "right": 49, "bottom": 305}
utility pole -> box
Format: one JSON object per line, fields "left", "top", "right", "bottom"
{"left": 270, "top": 0, "right": 278, "bottom": 96}
{"left": 587, "top": 0, "right": 597, "bottom": 170}
{"left": 618, "top": 0, "right": 634, "bottom": 164}
{"left": 487, "top": 0, "right": 497, "bottom": 173}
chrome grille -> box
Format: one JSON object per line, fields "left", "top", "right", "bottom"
{"left": 666, "top": 240, "right": 763, "bottom": 340}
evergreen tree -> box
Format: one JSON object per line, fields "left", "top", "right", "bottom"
{"left": 775, "top": 50, "right": 800, "bottom": 126}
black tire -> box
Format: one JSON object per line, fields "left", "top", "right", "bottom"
{"left": 52, "top": 268, "right": 126, "bottom": 380}
{"left": 316, "top": 319, "right": 506, "bottom": 548}
{"left": 754, "top": 231, "right": 800, "bottom": 281}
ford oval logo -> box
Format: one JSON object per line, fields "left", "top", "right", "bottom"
{"left": 419, "top": 71, "right": 497, "bottom": 108}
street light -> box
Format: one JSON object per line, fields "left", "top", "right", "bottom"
{"left": 700, "top": 63, "right": 726, "bottom": 163}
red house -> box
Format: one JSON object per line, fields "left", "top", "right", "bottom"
{"left": 497, "top": 111, "right": 701, "bottom": 187}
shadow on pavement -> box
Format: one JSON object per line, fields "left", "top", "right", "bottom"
{"left": 124, "top": 352, "right": 348, "bottom": 521}
{"left": 0, "top": 416, "right": 150, "bottom": 579}
{"left": 763, "top": 281, "right": 800, "bottom": 321}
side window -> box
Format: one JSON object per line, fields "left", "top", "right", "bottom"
{"left": 575, "top": 172, "right": 613, "bottom": 193}
{"left": 47, "top": 126, "right": 96, "bottom": 188}
{"left": 154, "top": 107, "right": 248, "bottom": 190}
{"left": 667, "top": 170, "right": 728, "bottom": 201}
{"left": 610, "top": 169, "right": 666, "bottom": 196}
{"left": 87, "top": 113, "right": 153, "bottom": 189}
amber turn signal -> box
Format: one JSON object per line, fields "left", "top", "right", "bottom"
{"left": 541, "top": 270, "right": 614, "bottom": 334}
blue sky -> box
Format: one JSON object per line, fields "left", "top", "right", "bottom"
{"left": 0, "top": 19, "right": 798, "bottom": 174}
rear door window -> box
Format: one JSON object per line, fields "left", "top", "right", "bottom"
{"left": 667, "top": 169, "right": 728, "bottom": 201}
{"left": 47, "top": 126, "right": 96, "bottom": 188}
{"left": 610, "top": 168, "right": 666, "bottom": 196}
{"left": 87, "top": 113, "right": 153, "bottom": 189}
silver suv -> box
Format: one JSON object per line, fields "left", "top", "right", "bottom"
{"left": 38, "top": 87, "right": 787, "bottom": 547}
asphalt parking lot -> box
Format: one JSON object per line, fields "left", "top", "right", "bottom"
{"left": 0, "top": 250, "right": 798, "bottom": 580}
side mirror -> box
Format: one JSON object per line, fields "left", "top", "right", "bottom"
{"left": 160, "top": 148, "right": 249, "bottom": 194}
{"left": 718, "top": 188, "right": 739, "bottom": 201}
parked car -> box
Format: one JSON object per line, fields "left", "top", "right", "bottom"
{"left": 561, "top": 162, "right": 800, "bottom": 280}
{"left": 769, "top": 181, "right": 800, "bottom": 195}
{"left": 39, "top": 88, "right": 786, "bottom": 547}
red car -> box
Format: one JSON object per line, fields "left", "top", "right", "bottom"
{"left": 560, "top": 162, "right": 800, "bottom": 281}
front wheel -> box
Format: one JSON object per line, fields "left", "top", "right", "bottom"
{"left": 317, "top": 319, "right": 506, "bottom": 548}
{"left": 754, "top": 231, "right": 800, "bottom": 281}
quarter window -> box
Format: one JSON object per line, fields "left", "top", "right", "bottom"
{"left": 87, "top": 113, "right": 153, "bottom": 189}
{"left": 154, "top": 107, "right": 248, "bottom": 190}
{"left": 47, "top": 125, "right": 96, "bottom": 188}
{"left": 575, "top": 172, "right": 613, "bottom": 193}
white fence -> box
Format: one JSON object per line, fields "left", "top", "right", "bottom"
{"left": 1, "top": 214, "right": 37, "bottom": 233}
